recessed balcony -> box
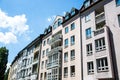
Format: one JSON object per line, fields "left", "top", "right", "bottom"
{"left": 47, "top": 60, "right": 60, "bottom": 69}
{"left": 95, "top": 12, "right": 105, "bottom": 24}
{"left": 93, "top": 25, "right": 108, "bottom": 36}
{"left": 49, "top": 34, "right": 62, "bottom": 45}
{"left": 48, "top": 46, "right": 62, "bottom": 56}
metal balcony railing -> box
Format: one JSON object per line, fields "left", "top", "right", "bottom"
{"left": 96, "top": 12, "right": 105, "bottom": 24}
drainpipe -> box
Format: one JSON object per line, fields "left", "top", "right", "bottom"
{"left": 79, "top": 13, "right": 83, "bottom": 80}
{"left": 38, "top": 40, "right": 42, "bottom": 80}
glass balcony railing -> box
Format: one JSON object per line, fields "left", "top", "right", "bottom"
{"left": 47, "top": 60, "right": 59, "bottom": 69}
{"left": 48, "top": 46, "right": 62, "bottom": 56}
{"left": 95, "top": 12, "right": 105, "bottom": 24}
{"left": 49, "top": 34, "right": 62, "bottom": 45}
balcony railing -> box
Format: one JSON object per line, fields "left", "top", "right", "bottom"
{"left": 47, "top": 60, "right": 60, "bottom": 69}
{"left": 48, "top": 46, "right": 62, "bottom": 56}
{"left": 49, "top": 34, "right": 62, "bottom": 45}
{"left": 94, "top": 27, "right": 105, "bottom": 36}
{"left": 31, "top": 74, "right": 37, "bottom": 80}
{"left": 95, "top": 12, "right": 105, "bottom": 24}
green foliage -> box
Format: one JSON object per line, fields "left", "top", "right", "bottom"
{"left": 0, "top": 47, "right": 9, "bottom": 80}
{"left": 4, "top": 68, "right": 10, "bottom": 80}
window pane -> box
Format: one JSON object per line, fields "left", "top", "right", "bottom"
{"left": 65, "top": 27, "right": 69, "bottom": 34}
{"left": 118, "top": 15, "right": 120, "bottom": 26}
{"left": 85, "top": 14, "right": 90, "bottom": 22}
{"left": 71, "top": 23, "right": 75, "bottom": 30}
{"left": 85, "top": 0, "right": 90, "bottom": 8}
{"left": 86, "top": 28, "right": 92, "bottom": 39}
{"left": 116, "top": 0, "right": 120, "bottom": 6}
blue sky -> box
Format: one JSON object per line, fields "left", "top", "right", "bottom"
{"left": 0, "top": 0, "right": 84, "bottom": 66}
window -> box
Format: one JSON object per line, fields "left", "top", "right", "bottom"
{"left": 70, "top": 65, "right": 75, "bottom": 77}
{"left": 64, "top": 52, "right": 68, "bottom": 62}
{"left": 42, "top": 50, "right": 45, "bottom": 58}
{"left": 44, "top": 72, "right": 47, "bottom": 80}
{"left": 65, "top": 13, "right": 69, "bottom": 20}
{"left": 87, "top": 62, "right": 94, "bottom": 74}
{"left": 118, "top": 15, "right": 120, "bottom": 26}
{"left": 85, "top": 14, "right": 90, "bottom": 22}
{"left": 40, "top": 73, "right": 43, "bottom": 80}
{"left": 71, "top": 50, "right": 75, "bottom": 60}
{"left": 71, "top": 10, "right": 75, "bottom": 16}
{"left": 71, "top": 23, "right": 75, "bottom": 30}
{"left": 65, "top": 27, "right": 69, "bottom": 34}
{"left": 97, "top": 57, "right": 108, "bottom": 72}
{"left": 58, "top": 19, "right": 62, "bottom": 26}
{"left": 41, "top": 61, "right": 44, "bottom": 69}
{"left": 95, "top": 37, "right": 106, "bottom": 52}
{"left": 116, "top": 0, "right": 120, "bottom": 6}
{"left": 45, "top": 60, "right": 48, "bottom": 68}
{"left": 64, "top": 67, "right": 68, "bottom": 78}
{"left": 64, "top": 38, "right": 68, "bottom": 48}
{"left": 71, "top": 35, "right": 75, "bottom": 45}
{"left": 47, "top": 38, "right": 50, "bottom": 44}
{"left": 46, "top": 48, "right": 49, "bottom": 56}
{"left": 86, "top": 28, "right": 92, "bottom": 39}
{"left": 53, "top": 22, "right": 57, "bottom": 30}
{"left": 84, "top": 0, "right": 90, "bottom": 8}
{"left": 43, "top": 40, "right": 46, "bottom": 46}
{"left": 86, "top": 44, "right": 93, "bottom": 56}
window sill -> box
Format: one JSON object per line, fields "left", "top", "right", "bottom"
{"left": 86, "top": 36, "right": 92, "bottom": 40}
{"left": 64, "top": 45, "right": 68, "bottom": 48}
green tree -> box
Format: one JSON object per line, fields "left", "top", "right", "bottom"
{"left": 0, "top": 47, "right": 9, "bottom": 80}
{"left": 4, "top": 68, "right": 10, "bottom": 80}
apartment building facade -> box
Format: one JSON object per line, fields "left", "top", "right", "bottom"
{"left": 9, "top": 0, "right": 120, "bottom": 80}
{"left": 80, "top": 0, "right": 120, "bottom": 80}
{"left": 8, "top": 35, "right": 43, "bottom": 80}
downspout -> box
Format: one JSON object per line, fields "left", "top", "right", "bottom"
{"left": 79, "top": 13, "right": 83, "bottom": 80}
{"left": 38, "top": 40, "right": 42, "bottom": 80}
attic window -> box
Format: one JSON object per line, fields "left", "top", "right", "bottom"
{"left": 58, "top": 19, "right": 62, "bottom": 26}
{"left": 65, "top": 12, "right": 70, "bottom": 20}
{"left": 44, "top": 29, "right": 47, "bottom": 34}
{"left": 48, "top": 28, "right": 51, "bottom": 32}
{"left": 84, "top": 0, "right": 90, "bottom": 8}
{"left": 71, "top": 10, "right": 75, "bottom": 16}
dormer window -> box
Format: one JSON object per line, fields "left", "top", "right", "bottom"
{"left": 58, "top": 19, "right": 62, "bottom": 26}
{"left": 71, "top": 8, "right": 76, "bottom": 16}
{"left": 84, "top": 0, "right": 90, "bottom": 8}
{"left": 48, "top": 26, "right": 51, "bottom": 32}
{"left": 53, "top": 21, "right": 57, "bottom": 29}
{"left": 44, "top": 29, "right": 47, "bottom": 34}
{"left": 65, "top": 12, "right": 70, "bottom": 20}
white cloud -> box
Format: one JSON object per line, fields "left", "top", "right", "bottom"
{"left": 63, "top": 11, "right": 66, "bottom": 16}
{"left": 47, "top": 18, "right": 52, "bottom": 22}
{"left": 0, "top": 9, "right": 30, "bottom": 44}
{"left": 0, "top": 32, "right": 17, "bottom": 44}
{"left": 47, "top": 15, "right": 56, "bottom": 22}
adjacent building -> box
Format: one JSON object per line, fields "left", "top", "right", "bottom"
{"left": 9, "top": 0, "right": 120, "bottom": 80}
{"left": 8, "top": 35, "right": 43, "bottom": 80}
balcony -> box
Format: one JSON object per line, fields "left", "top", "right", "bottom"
{"left": 94, "top": 27, "right": 105, "bottom": 36}
{"left": 49, "top": 34, "right": 62, "bottom": 45}
{"left": 48, "top": 46, "right": 62, "bottom": 56}
{"left": 34, "top": 47, "right": 40, "bottom": 53}
{"left": 93, "top": 25, "right": 108, "bottom": 36}
{"left": 31, "top": 73, "right": 38, "bottom": 80}
{"left": 47, "top": 60, "right": 60, "bottom": 69}
{"left": 95, "top": 12, "right": 105, "bottom": 24}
